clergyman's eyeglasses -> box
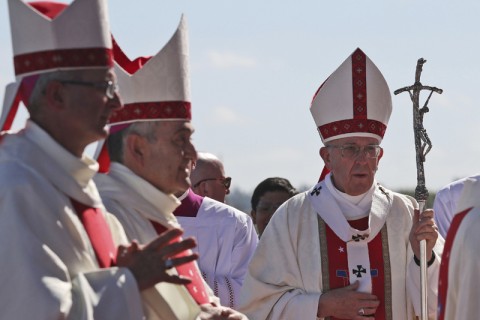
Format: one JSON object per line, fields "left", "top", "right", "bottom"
{"left": 57, "top": 80, "right": 119, "bottom": 99}
{"left": 193, "top": 177, "right": 232, "bottom": 189}
{"left": 327, "top": 144, "right": 381, "bottom": 159}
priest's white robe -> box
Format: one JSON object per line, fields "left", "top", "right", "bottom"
{"left": 95, "top": 162, "right": 218, "bottom": 319}
{"left": 438, "top": 176, "right": 480, "bottom": 320}
{"left": 0, "top": 121, "right": 144, "bottom": 319}
{"left": 239, "top": 177, "right": 443, "bottom": 320}
{"left": 433, "top": 174, "right": 480, "bottom": 238}
{"left": 176, "top": 191, "right": 258, "bottom": 308}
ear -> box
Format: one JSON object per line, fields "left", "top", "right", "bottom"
{"left": 124, "top": 134, "right": 148, "bottom": 168}
{"left": 44, "top": 80, "right": 66, "bottom": 110}
{"left": 377, "top": 147, "right": 384, "bottom": 164}
{"left": 250, "top": 209, "right": 257, "bottom": 224}
{"left": 319, "top": 147, "right": 332, "bottom": 170}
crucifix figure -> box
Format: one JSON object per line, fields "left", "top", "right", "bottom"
{"left": 394, "top": 58, "right": 443, "bottom": 202}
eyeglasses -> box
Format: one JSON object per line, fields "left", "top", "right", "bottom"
{"left": 57, "top": 80, "right": 119, "bottom": 99}
{"left": 193, "top": 177, "right": 232, "bottom": 189}
{"left": 327, "top": 144, "right": 381, "bottom": 159}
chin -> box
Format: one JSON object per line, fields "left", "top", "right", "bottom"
{"left": 174, "top": 179, "right": 191, "bottom": 193}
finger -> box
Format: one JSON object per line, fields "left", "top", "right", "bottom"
{"left": 419, "top": 211, "right": 434, "bottom": 222}
{"left": 361, "top": 299, "right": 381, "bottom": 309}
{"left": 168, "top": 253, "right": 199, "bottom": 268}
{"left": 413, "top": 209, "right": 420, "bottom": 222}
{"left": 161, "top": 238, "right": 197, "bottom": 258}
{"left": 347, "top": 280, "right": 360, "bottom": 291}
{"left": 145, "top": 228, "right": 184, "bottom": 251}
{"left": 414, "top": 219, "right": 436, "bottom": 233}
{"left": 414, "top": 232, "right": 438, "bottom": 242}
{"left": 130, "top": 240, "right": 141, "bottom": 251}
{"left": 414, "top": 223, "right": 439, "bottom": 236}
{"left": 163, "top": 274, "right": 193, "bottom": 285}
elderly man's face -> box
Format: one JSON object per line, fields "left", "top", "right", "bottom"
{"left": 320, "top": 136, "right": 383, "bottom": 196}
{"left": 61, "top": 68, "right": 122, "bottom": 145}
{"left": 142, "top": 121, "right": 197, "bottom": 195}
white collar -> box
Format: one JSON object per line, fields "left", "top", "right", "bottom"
{"left": 325, "top": 174, "right": 375, "bottom": 220}
{"left": 108, "top": 162, "right": 180, "bottom": 221}
{"left": 25, "top": 120, "right": 98, "bottom": 188}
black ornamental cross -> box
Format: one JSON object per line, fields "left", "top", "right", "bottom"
{"left": 352, "top": 265, "right": 367, "bottom": 278}
{"left": 310, "top": 186, "right": 322, "bottom": 196}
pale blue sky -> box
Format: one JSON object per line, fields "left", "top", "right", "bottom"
{"left": 1, "top": 0, "right": 479, "bottom": 193}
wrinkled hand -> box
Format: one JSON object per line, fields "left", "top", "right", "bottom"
{"left": 116, "top": 228, "right": 198, "bottom": 291}
{"left": 317, "top": 281, "right": 380, "bottom": 319}
{"left": 199, "top": 304, "right": 247, "bottom": 320}
{"left": 409, "top": 209, "right": 438, "bottom": 259}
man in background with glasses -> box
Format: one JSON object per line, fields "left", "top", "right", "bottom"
{"left": 191, "top": 152, "right": 232, "bottom": 203}
{"left": 240, "top": 48, "right": 443, "bottom": 320}
{"left": 174, "top": 155, "right": 258, "bottom": 308}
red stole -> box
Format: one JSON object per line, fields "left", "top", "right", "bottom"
{"left": 437, "top": 207, "right": 471, "bottom": 320}
{"left": 322, "top": 216, "right": 389, "bottom": 320}
{"left": 70, "top": 199, "right": 117, "bottom": 268}
{"left": 151, "top": 221, "right": 210, "bottom": 305}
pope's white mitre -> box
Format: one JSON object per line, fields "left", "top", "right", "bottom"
{"left": 310, "top": 48, "right": 392, "bottom": 144}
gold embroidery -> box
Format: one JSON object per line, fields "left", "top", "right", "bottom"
{"left": 381, "top": 225, "right": 393, "bottom": 320}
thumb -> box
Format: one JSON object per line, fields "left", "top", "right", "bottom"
{"left": 413, "top": 209, "right": 420, "bottom": 222}
{"left": 346, "top": 280, "right": 360, "bottom": 291}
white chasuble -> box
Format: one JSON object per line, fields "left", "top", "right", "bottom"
{"left": 310, "top": 179, "right": 393, "bottom": 319}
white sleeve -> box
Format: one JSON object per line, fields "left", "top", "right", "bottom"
{"left": 0, "top": 187, "right": 144, "bottom": 320}
{"left": 433, "top": 188, "right": 456, "bottom": 238}
{"left": 213, "top": 213, "right": 258, "bottom": 308}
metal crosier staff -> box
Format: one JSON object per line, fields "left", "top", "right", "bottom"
{"left": 394, "top": 58, "right": 442, "bottom": 320}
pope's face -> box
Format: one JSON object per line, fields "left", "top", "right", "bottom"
{"left": 320, "top": 136, "right": 383, "bottom": 196}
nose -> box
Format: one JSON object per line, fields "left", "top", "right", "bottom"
{"left": 354, "top": 148, "right": 368, "bottom": 162}
{"left": 185, "top": 139, "right": 197, "bottom": 161}
{"left": 108, "top": 91, "right": 123, "bottom": 111}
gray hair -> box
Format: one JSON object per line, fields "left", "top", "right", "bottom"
{"left": 107, "top": 121, "right": 161, "bottom": 164}
{"left": 28, "top": 70, "right": 84, "bottom": 117}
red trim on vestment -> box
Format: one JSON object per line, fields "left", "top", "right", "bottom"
{"left": 70, "top": 199, "right": 117, "bottom": 268}
{"left": 437, "top": 207, "right": 472, "bottom": 320}
{"left": 325, "top": 217, "right": 386, "bottom": 320}
{"left": 1, "top": 90, "right": 22, "bottom": 131}
{"left": 14, "top": 48, "right": 113, "bottom": 76}
{"left": 109, "top": 101, "right": 191, "bottom": 123}
{"left": 150, "top": 220, "right": 210, "bottom": 305}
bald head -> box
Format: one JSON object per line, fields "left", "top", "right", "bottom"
{"left": 191, "top": 152, "right": 230, "bottom": 203}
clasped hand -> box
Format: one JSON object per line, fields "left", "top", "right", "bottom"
{"left": 409, "top": 208, "right": 438, "bottom": 261}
